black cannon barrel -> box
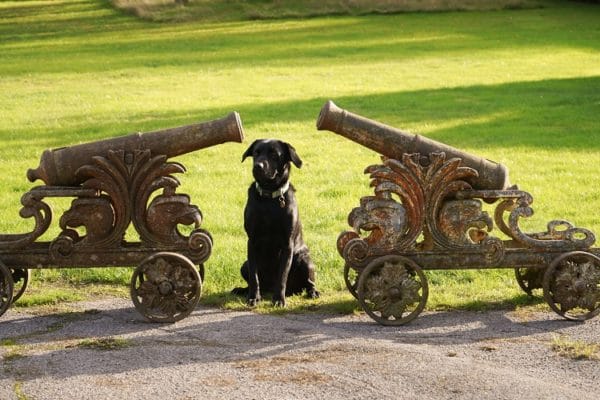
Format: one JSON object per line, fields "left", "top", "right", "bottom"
{"left": 316, "top": 100, "right": 510, "bottom": 190}
{"left": 28, "top": 112, "right": 245, "bottom": 186}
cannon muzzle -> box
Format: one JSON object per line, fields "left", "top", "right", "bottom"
{"left": 28, "top": 112, "right": 245, "bottom": 186}
{"left": 317, "top": 100, "right": 510, "bottom": 190}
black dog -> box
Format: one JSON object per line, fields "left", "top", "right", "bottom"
{"left": 232, "top": 139, "right": 319, "bottom": 307}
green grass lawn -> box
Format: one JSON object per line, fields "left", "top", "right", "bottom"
{"left": 1, "top": 0, "right": 599, "bottom": 315}
{"left": 112, "top": 0, "right": 547, "bottom": 22}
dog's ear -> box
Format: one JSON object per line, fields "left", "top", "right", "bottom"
{"left": 242, "top": 140, "right": 258, "bottom": 162}
{"left": 282, "top": 141, "right": 303, "bottom": 169}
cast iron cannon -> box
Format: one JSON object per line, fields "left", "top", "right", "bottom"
{"left": 317, "top": 100, "right": 510, "bottom": 191}
{"left": 318, "top": 100, "right": 600, "bottom": 325}
{"left": 28, "top": 112, "right": 243, "bottom": 186}
{"left": 0, "top": 112, "right": 244, "bottom": 322}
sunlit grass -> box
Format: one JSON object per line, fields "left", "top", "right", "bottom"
{"left": 1, "top": 0, "right": 599, "bottom": 315}
{"left": 551, "top": 335, "right": 600, "bottom": 361}
{"left": 112, "top": 0, "right": 546, "bottom": 22}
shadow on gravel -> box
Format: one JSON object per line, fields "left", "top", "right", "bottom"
{"left": 303, "top": 308, "right": 582, "bottom": 346}
{"left": 2, "top": 302, "right": 593, "bottom": 383}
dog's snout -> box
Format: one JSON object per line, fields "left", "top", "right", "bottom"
{"left": 253, "top": 161, "right": 266, "bottom": 175}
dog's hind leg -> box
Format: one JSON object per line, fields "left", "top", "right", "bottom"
{"left": 287, "top": 252, "right": 320, "bottom": 299}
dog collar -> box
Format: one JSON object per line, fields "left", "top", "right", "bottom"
{"left": 255, "top": 181, "right": 289, "bottom": 208}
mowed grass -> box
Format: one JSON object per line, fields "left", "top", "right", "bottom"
{"left": 112, "top": 0, "right": 546, "bottom": 22}
{"left": 1, "top": 0, "right": 599, "bottom": 315}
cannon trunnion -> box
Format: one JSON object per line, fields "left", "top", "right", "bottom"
{"left": 318, "top": 100, "right": 600, "bottom": 326}
{"left": 0, "top": 113, "right": 244, "bottom": 322}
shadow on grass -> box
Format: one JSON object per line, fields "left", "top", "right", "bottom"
{"left": 2, "top": 76, "right": 598, "bottom": 153}
{"left": 2, "top": 0, "right": 599, "bottom": 75}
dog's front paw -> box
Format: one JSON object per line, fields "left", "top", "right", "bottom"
{"left": 272, "top": 296, "right": 286, "bottom": 308}
{"left": 247, "top": 298, "right": 259, "bottom": 307}
{"left": 246, "top": 295, "right": 261, "bottom": 307}
{"left": 307, "top": 289, "right": 320, "bottom": 299}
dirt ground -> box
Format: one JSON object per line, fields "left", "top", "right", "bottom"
{"left": 1, "top": 298, "right": 599, "bottom": 400}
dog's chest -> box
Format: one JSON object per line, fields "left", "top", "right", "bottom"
{"left": 244, "top": 195, "right": 295, "bottom": 238}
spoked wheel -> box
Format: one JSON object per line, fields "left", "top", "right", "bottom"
{"left": 515, "top": 267, "right": 544, "bottom": 296}
{"left": 344, "top": 263, "right": 359, "bottom": 299}
{"left": 357, "top": 255, "right": 428, "bottom": 326}
{"left": 11, "top": 268, "right": 30, "bottom": 303}
{"left": 0, "top": 262, "right": 14, "bottom": 317}
{"left": 543, "top": 251, "right": 600, "bottom": 321}
{"left": 130, "top": 252, "right": 202, "bottom": 323}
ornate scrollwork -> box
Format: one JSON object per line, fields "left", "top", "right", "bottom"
{"left": 187, "top": 229, "right": 213, "bottom": 264}
{"left": 49, "top": 234, "right": 75, "bottom": 259}
{"left": 340, "top": 152, "right": 499, "bottom": 266}
{"left": 494, "top": 192, "right": 595, "bottom": 250}
{"left": 337, "top": 231, "right": 369, "bottom": 268}
{"left": 0, "top": 189, "right": 52, "bottom": 250}
{"left": 341, "top": 151, "right": 596, "bottom": 274}
{"left": 481, "top": 237, "right": 505, "bottom": 266}
{"left": 342, "top": 237, "right": 370, "bottom": 266}
{"left": 59, "top": 150, "right": 203, "bottom": 248}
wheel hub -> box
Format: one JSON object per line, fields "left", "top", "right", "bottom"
{"left": 158, "top": 280, "right": 173, "bottom": 295}
{"left": 388, "top": 287, "right": 401, "bottom": 299}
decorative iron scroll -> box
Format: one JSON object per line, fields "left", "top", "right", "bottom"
{"left": 339, "top": 152, "right": 595, "bottom": 269}
{"left": 0, "top": 187, "right": 60, "bottom": 250}
{"left": 58, "top": 149, "right": 203, "bottom": 250}
{"left": 0, "top": 150, "right": 207, "bottom": 260}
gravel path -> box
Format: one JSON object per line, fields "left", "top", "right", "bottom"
{"left": 1, "top": 299, "right": 599, "bottom": 400}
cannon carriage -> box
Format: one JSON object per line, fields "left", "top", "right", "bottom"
{"left": 0, "top": 113, "right": 244, "bottom": 322}
{"left": 318, "top": 100, "right": 600, "bottom": 326}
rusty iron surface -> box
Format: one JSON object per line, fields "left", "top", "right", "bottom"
{"left": 27, "top": 112, "right": 244, "bottom": 186}
{"left": 319, "top": 100, "right": 600, "bottom": 326}
{"left": 317, "top": 100, "right": 510, "bottom": 190}
{"left": 0, "top": 113, "right": 244, "bottom": 321}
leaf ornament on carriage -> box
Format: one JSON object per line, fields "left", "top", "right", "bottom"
{"left": 60, "top": 149, "right": 202, "bottom": 248}
{"left": 415, "top": 153, "right": 493, "bottom": 250}
{"left": 62, "top": 150, "right": 132, "bottom": 248}
{"left": 341, "top": 152, "right": 497, "bottom": 264}
{"left": 130, "top": 152, "right": 202, "bottom": 247}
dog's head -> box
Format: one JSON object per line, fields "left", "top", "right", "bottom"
{"left": 242, "top": 139, "right": 302, "bottom": 189}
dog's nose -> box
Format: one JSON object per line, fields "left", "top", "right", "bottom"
{"left": 254, "top": 161, "right": 266, "bottom": 171}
